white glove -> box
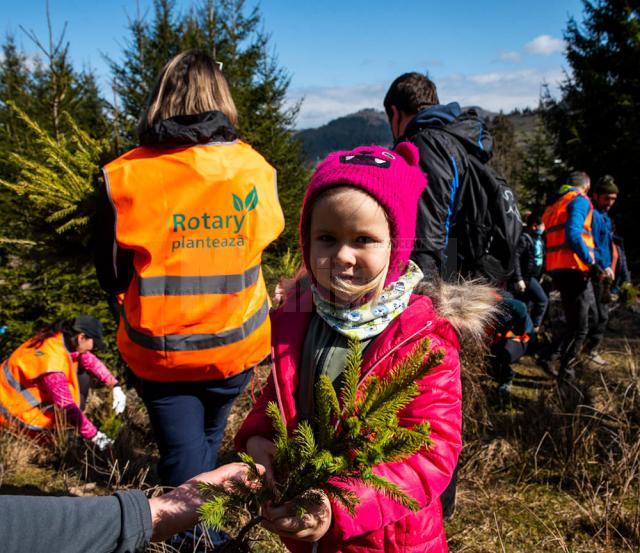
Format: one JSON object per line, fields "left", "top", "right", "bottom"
{"left": 515, "top": 279, "right": 526, "bottom": 293}
{"left": 111, "top": 385, "right": 127, "bottom": 415}
{"left": 91, "top": 430, "right": 114, "bottom": 450}
{"left": 603, "top": 267, "right": 615, "bottom": 281}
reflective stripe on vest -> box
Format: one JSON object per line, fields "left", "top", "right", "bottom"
{"left": 104, "top": 140, "right": 284, "bottom": 381}
{"left": 3, "top": 360, "right": 40, "bottom": 408}
{"left": 542, "top": 190, "right": 594, "bottom": 272}
{"left": 137, "top": 264, "right": 261, "bottom": 296}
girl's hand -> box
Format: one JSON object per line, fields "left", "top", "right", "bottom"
{"left": 261, "top": 491, "right": 332, "bottom": 542}
{"left": 246, "top": 436, "right": 277, "bottom": 483}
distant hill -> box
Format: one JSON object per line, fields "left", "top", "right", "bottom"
{"left": 295, "top": 107, "right": 538, "bottom": 163}
{"left": 295, "top": 109, "right": 393, "bottom": 163}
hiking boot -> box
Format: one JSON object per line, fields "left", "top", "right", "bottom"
{"left": 586, "top": 351, "right": 607, "bottom": 366}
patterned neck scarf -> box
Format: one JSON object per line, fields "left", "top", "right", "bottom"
{"left": 312, "top": 261, "right": 424, "bottom": 340}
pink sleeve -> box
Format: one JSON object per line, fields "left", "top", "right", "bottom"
{"left": 38, "top": 372, "right": 98, "bottom": 439}
{"left": 78, "top": 352, "right": 118, "bottom": 387}
{"left": 234, "top": 371, "right": 278, "bottom": 451}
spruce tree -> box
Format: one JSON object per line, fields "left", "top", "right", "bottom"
{"left": 199, "top": 338, "right": 444, "bottom": 552}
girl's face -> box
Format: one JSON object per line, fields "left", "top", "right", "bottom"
{"left": 75, "top": 333, "right": 94, "bottom": 353}
{"left": 309, "top": 187, "right": 391, "bottom": 304}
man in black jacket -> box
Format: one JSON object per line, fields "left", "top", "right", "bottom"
{"left": 384, "top": 72, "right": 495, "bottom": 280}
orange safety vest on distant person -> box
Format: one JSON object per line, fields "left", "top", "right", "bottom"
{"left": 103, "top": 139, "right": 284, "bottom": 382}
{"left": 542, "top": 189, "right": 595, "bottom": 273}
{"left": 0, "top": 333, "right": 79, "bottom": 432}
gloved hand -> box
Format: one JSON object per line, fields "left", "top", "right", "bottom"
{"left": 588, "top": 263, "right": 605, "bottom": 281}
{"left": 91, "top": 430, "right": 114, "bottom": 451}
{"left": 112, "top": 385, "right": 127, "bottom": 415}
{"left": 603, "top": 267, "right": 615, "bottom": 281}
{"left": 514, "top": 280, "right": 526, "bottom": 294}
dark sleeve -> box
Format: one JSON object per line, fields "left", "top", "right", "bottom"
{"left": 408, "top": 131, "right": 463, "bottom": 276}
{"left": 512, "top": 234, "right": 527, "bottom": 282}
{"left": 92, "top": 175, "right": 135, "bottom": 295}
{"left": 0, "top": 490, "right": 152, "bottom": 553}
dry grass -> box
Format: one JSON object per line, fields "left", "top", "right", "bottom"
{"left": 1, "top": 306, "right": 639, "bottom": 552}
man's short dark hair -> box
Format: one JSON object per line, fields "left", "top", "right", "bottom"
{"left": 526, "top": 211, "right": 543, "bottom": 227}
{"left": 384, "top": 72, "right": 439, "bottom": 119}
{"left": 566, "top": 170, "right": 590, "bottom": 188}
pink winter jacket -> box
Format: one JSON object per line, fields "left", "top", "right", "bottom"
{"left": 235, "top": 288, "right": 463, "bottom": 553}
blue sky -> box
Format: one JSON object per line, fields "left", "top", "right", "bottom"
{"left": 3, "top": 0, "right": 586, "bottom": 128}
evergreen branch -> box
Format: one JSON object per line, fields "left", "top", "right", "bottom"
{"left": 314, "top": 374, "right": 340, "bottom": 449}
{"left": 339, "top": 336, "right": 362, "bottom": 417}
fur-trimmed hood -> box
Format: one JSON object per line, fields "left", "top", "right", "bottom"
{"left": 414, "top": 278, "right": 500, "bottom": 342}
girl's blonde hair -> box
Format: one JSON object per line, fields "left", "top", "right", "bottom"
{"left": 312, "top": 187, "right": 391, "bottom": 305}
{"left": 138, "top": 49, "right": 237, "bottom": 139}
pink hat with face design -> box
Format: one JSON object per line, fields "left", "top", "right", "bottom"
{"left": 299, "top": 142, "right": 427, "bottom": 286}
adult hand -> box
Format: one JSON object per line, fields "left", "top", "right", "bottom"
{"left": 149, "top": 462, "right": 265, "bottom": 542}
{"left": 514, "top": 280, "right": 526, "bottom": 294}
{"left": 111, "top": 385, "right": 127, "bottom": 415}
{"left": 603, "top": 267, "right": 615, "bottom": 281}
{"left": 261, "top": 490, "right": 332, "bottom": 542}
{"left": 246, "top": 436, "right": 277, "bottom": 483}
{"left": 90, "top": 430, "right": 113, "bottom": 450}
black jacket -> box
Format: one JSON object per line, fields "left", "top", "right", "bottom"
{"left": 513, "top": 231, "right": 544, "bottom": 282}
{"left": 92, "top": 111, "right": 239, "bottom": 297}
{"left": 400, "top": 103, "right": 493, "bottom": 279}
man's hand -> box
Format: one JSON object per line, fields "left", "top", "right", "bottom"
{"left": 514, "top": 279, "right": 526, "bottom": 294}
{"left": 261, "top": 490, "right": 332, "bottom": 543}
{"left": 246, "top": 436, "right": 277, "bottom": 483}
{"left": 149, "top": 462, "right": 265, "bottom": 542}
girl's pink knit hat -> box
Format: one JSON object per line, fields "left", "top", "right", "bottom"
{"left": 299, "top": 142, "right": 427, "bottom": 285}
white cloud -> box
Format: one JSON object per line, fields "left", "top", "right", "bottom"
{"left": 498, "top": 51, "right": 521, "bottom": 63}
{"left": 288, "top": 67, "right": 567, "bottom": 128}
{"left": 524, "top": 35, "right": 565, "bottom": 56}
{"left": 287, "top": 83, "right": 387, "bottom": 129}
{"left": 439, "top": 68, "right": 565, "bottom": 112}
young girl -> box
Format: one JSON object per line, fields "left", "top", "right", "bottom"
{"left": 235, "top": 143, "right": 496, "bottom": 552}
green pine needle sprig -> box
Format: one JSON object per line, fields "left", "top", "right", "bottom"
{"left": 199, "top": 337, "right": 444, "bottom": 551}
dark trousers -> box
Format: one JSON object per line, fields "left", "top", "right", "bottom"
{"left": 138, "top": 369, "right": 253, "bottom": 487}
{"left": 490, "top": 339, "right": 528, "bottom": 384}
{"left": 548, "top": 270, "right": 597, "bottom": 374}
{"left": 587, "top": 279, "right": 610, "bottom": 352}
{"left": 518, "top": 277, "right": 548, "bottom": 329}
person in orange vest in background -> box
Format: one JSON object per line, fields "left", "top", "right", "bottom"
{"left": 93, "top": 50, "right": 284, "bottom": 549}
{"left": 0, "top": 315, "right": 125, "bottom": 450}
{"left": 539, "top": 171, "right": 603, "bottom": 381}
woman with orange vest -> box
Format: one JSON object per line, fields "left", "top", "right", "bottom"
{"left": 539, "top": 171, "right": 603, "bottom": 381}
{"left": 0, "top": 316, "right": 124, "bottom": 449}
{"left": 93, "top": 49, "right": 284, "bottom": 499}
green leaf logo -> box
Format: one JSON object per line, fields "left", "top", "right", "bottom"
{"left": 245, "top": 186, "right": 258, "bottom": 212}
{"left": 232, "top": 193, "right": 243, "bottom": 212}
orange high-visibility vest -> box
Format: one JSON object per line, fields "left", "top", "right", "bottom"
{"left": 0, "top": 333, "right": 79, "bottom": 432}
{"left": 543, "top": 190, "right": 595, "bottom": 273}
{"left": 103, "top": 140, "right": 284, "bottom": 382}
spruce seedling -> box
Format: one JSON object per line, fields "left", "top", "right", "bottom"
{"left": 199, "top": 337, "right": 444, "bottom": 551}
